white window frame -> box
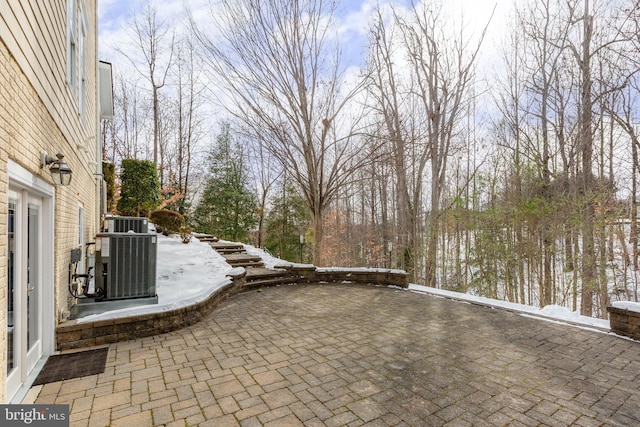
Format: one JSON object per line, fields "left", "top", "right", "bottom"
{"left": 79, "top": 6, "right": 87, "bottom": 119}
{"left": 66, "top": 0, "right": 78, "bottom": 96}
{"left": 67, "top": 0, "right": 87, "bottom": 117}
{"left": 78, "top": 203, "right": 85, "bottom": 274}
{"left": 6, "top": 161, "right": 55, "bottom": 404}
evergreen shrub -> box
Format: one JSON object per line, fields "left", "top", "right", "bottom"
{"left": 150, "top": 209, "right": 185, "bottom": 235}
{"left": 103, "top": 162, "right": 116, "bottom": 213}
{"left": 117, "top": 159, "right": 161, "bottom": 216}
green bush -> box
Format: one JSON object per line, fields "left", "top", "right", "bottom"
{"left": 117, "top": 159, "right": 160, "bottom": 217}
{"left": 103, "top": 162, "right": 116, "bottom": 213}
{"left": 150, "top": 210, "right": 185, "bottom": 235}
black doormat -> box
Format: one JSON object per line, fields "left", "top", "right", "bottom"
{"left": 33, "top": 347, "right": 108, "bottom": 385}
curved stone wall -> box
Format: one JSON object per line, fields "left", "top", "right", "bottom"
{"left": 56, "top": 266, "right": 408, "bottom": 350}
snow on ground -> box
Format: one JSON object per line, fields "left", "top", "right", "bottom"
{"left": 75, "top": 234, "right": 612, "bottom": 332}
{"left": 75, "top": 234, "right": 233, "bottom": 323}
{"left": 243, "top": 244, "right": 307, "bottom": 269}
{"left": 409, "top": 285, "right": 610, "bottom": 331}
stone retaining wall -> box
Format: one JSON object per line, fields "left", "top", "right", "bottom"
{"left": 56, "top": 266, "right": 408, "bottom": 350}
{"left": 56, "top": 271, "right": 245, "bottom": 350}
{"left": 275, "top": 265, "right": 409, "bottom": 288}
{"left": 607, "top": 306, "right": 640, "bottom": 341}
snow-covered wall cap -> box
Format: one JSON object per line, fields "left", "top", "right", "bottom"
{"left": 316, "top": 267, "right": 406, "bottom": 274}
{"left": 612, "top": 301, "right": 640, "bottom": 312}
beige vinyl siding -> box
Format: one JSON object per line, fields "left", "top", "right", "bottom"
{"left": 0, "top": 1, "right": 67, "bottom": 126}
{"left": 0, "top": 0, "right": 97, "bottom": 159}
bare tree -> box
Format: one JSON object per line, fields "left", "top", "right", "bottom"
{"left": 191, "top": 0, "right": 367, "bottom": 265}
{"left": 365, "top": 8, "right": 419, "bottom": 280}
{"left": 612, "top": 84, "right": 640, "bottom": 272}
{"left": 510, "top": 0, "right": 577, "bottom": 308}
{"left": 565, "top": 0, "right": 632, "bottom": 315}
{"left": 491, "top": 14, "right": 531, "bottom": 304}
{"left": 490, "top": 0, "right": 634, "bottom": 315}
{"left": 614, "top": 1, "right": 640, "bottom": 299}
{"left": 120, "top": 2, "right": 175, "bottom": 176}
{"left": 397, "top": 2, "right": 493, "bottom": 286}
{"left": 172, "top": 36, "right": 206, "bottom": 214}
{"left": 244, "top": 130, "right": 283, "bottom": 249}
{"left": 103, "top": 73, "right": 151, "bottom": 163}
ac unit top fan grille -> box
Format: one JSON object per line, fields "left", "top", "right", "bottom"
{"left": 104, "top": 215, "right": 149, "bottom": 233}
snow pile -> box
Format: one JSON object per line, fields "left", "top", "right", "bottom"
{"left": 75, "top": 234, "right": 233, "bottom": 323}
{"left": 612, "top": 301, "right": 640, "bottom": 312}
{"left": 409, "top": 284, "right": 610, "bottom": 330}
{"left": 242, "top": 244, "right": 307, "bottom": 269}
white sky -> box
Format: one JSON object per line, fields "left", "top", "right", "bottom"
{"left": 96, "top": 0, "right": 515, "bottom": 160}
{"left": 97, "top": 0, "right": 511, "bottom": 70}
{"left": 74, "top": 232, "right": 621, "bottom": 337}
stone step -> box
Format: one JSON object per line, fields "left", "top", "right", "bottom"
{"left": 223, "top": 256, "right": 265, "bottom": 268}
{"left": 244, "top": 277, "right": 299, "bottom": 289}
{"left": 230, "top": 261, "right": 265, "bottom": 268}
{"left": 209, "top": 242, "right": 245, "bottom": 251}
{"left": 244, "top": 267, "right": 300, "bottom": 288}
{"left": 246, "top": 267, "right": 289, "bottom": 279}
{"left": 224, "top": 253, "right": 263, "bottom": 263}
{"left": 194, "top": 234, "right": 219, "bottom": 242}
{"left": 215, "top": 247, "right": 247, "bottom": 255}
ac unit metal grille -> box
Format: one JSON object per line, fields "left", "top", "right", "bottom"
{"left": 96, "top": 233, "right": 157, "bottom": 300}
{"left": 105, "top": 216, "right": 149, "bottom": 233}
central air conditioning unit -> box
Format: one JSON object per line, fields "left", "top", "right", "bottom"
{"left": 103, "top": 215, "right": 149, "bottom": 233}
{"left": 94, "top": 232, "right": 158, "bottom": 300}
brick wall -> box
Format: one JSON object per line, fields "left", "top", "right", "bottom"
{"left": 1, "top": 37, "right": 98, "bottom": 310}
{"left": 1, "top": 32, "right": 99, "bottom": 399}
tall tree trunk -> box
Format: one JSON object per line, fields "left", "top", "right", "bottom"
{"left": 399, "top": 4, "right": 491, "bottom": 287}
{"left": 579, "top": 0, "right": 596, "bottom": 316}
{"left": 313, "top": 208, "right": 324, "bottom": 266}
{"left": 633, "top": 134, "right": 639, "bottom": 270}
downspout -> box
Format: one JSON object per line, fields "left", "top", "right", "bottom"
{"left": 94, "top": 12, "right": 104, "bottom": 234}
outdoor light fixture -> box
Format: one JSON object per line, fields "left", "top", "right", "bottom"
{"left": 41, "top": 151, "right": 73, "bottom": 186}
{"left": 299, "top": 234, "right": 305, "bottom": 263}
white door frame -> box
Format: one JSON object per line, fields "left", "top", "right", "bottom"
{"left": 6, "top": 160, "right": 55, "bottom": 403}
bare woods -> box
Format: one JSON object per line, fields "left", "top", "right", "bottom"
{"left": 103, "top": 0, "right": 640, "bottom": 317}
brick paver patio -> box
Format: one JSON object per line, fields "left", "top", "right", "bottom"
{"left": 34, "top": 284, "right": 640, "bottom": 426}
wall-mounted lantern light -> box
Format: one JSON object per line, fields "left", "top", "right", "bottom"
{"left": 40, "top": 151, "right": 73, "bottom": 186}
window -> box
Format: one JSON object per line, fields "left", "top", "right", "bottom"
{"left": 78, "top": 203, "right": 84, "bottom": 246}
{"left": 78, "top": 203, "right": 85, "bottom": 273}
{"left": 66, "top": 0, "right": 78, "bottom": 94}
{"left": 67, "top": 0, "right": 87, "bottom": 117}
{"left": 79, "top": 11, "right": 87, "bottom": 118}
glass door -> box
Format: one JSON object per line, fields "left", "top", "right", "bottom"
{"left": 26, "top": 199, "right": 42, "bottom": 371}
{"left": 6, "top": 190, "right": 43, "bottom": 401}
{"left": 7, "top": 195, "right": 17, "bottom": 391}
